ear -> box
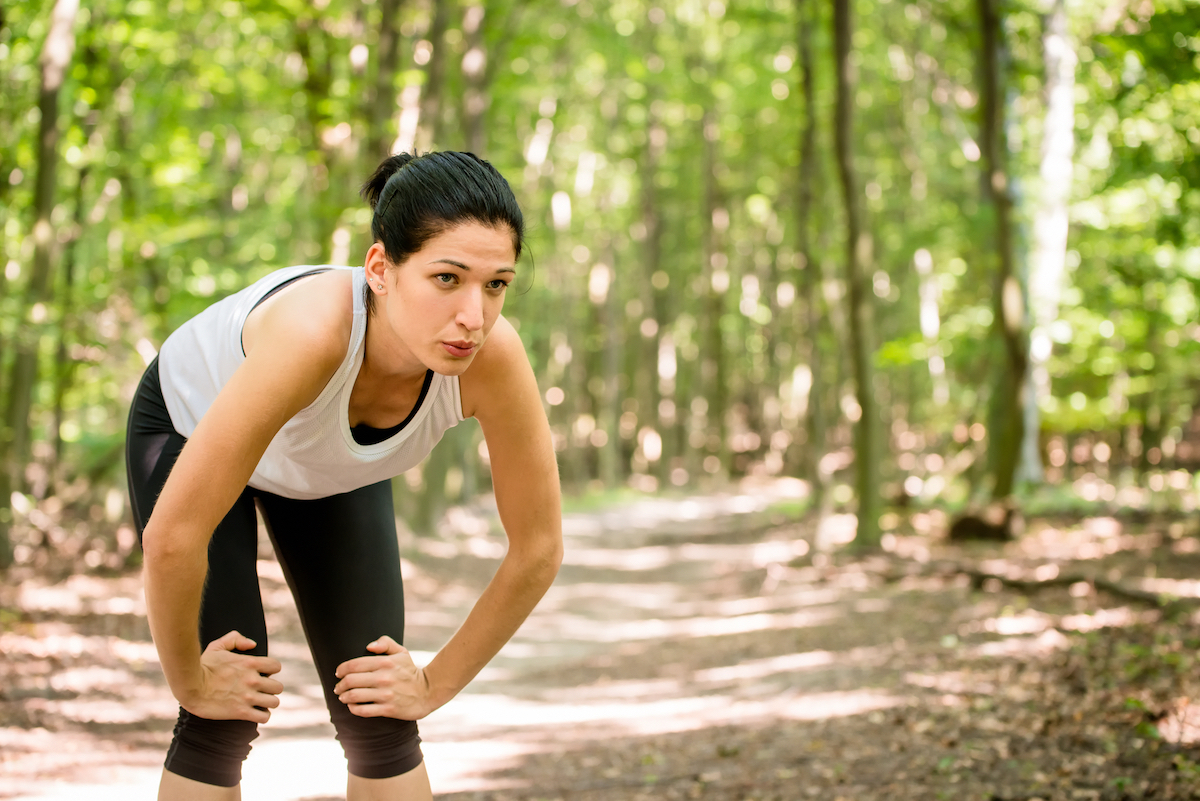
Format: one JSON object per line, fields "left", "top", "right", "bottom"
{"left": 364, "top": 242, "right": 389, "bottom": 294}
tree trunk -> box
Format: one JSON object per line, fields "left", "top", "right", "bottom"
{"left": 795, "top": 0, "right": 825, "bottom": 508}
{"left": 416, "top": 0, "right": 450, "bottom": 150}
{"left": 831, "top": 0, "right": 881, "bottom": 546}
{"left": 914, "top": 250, "right": 948, "bottom": 406}
{"left": 1135, "top": 282, "right": 1161, "bottom": 480}
{"left": 51, "top": 162, "right": 89, "bottom": 483}
{"left": 597, "top": 249, "right": 622, "bottom": 489}
{"left": 700, "top": 108, "right": 731, "bottom": 481}
{"left": 461, "top": 4, "right": 488, "bottom": 154}
{"left": 895, "top": 30, "right": 948, "bottom": 411}
{"left": 638, "top": 85, "right": 668, "bottom": 485}
{"left": 0, "top": 0, "right": 79, "bottom": 569}
{"left": 977, "top": 0, "right": 1027, "bottom": 500}
{"left": 0, "top": 0, "right": 7, "bottom": 391}
{"left": 367, "top": 0, "right": 404, "bottom": 161}
{"left": 1020, "top": 0, "right": 1076, "bottom": 484}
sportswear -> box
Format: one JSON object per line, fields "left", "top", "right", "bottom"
{"left": 126, "top": 360, "right": 421, "bottom": 785}
{"left": 157, "top": 265, "right": 464, "bottom": 499}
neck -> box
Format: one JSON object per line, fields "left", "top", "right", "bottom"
{"left": 362, "top": 311, "right": 428, "bottom": 385}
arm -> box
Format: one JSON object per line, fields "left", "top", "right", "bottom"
{"left": 142, "top": 278, "right": 350, "bottom": 721}
{"left": 335, "top": 317, "right": 562, "bottom": 718}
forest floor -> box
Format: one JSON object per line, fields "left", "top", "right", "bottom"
{"left": 2, "top": 478, "right": 1200, "bottom": 800}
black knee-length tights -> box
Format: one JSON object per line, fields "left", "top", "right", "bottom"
{"left": 125, "top": 358, "right": 422, "bottom": 787}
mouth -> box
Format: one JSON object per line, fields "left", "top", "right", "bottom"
{"left": 442, "top": 340, "right": 478, "bottom": 358}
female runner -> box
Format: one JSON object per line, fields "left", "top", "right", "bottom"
{"left": 125, "top": 151, "right": 562, "bottom": 800}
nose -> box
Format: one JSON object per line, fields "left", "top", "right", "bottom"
{"left": 456, "top": 286, "right": 485, "bottom": 332}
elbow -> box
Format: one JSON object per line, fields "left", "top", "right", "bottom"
{"left": 141, "top": 520, "right": 209, "bottom": 576}
{"left": 545, "top": 536, "right": 564, "bottom": 576}
{"left": 533, "top": 532, "right": 564, "bottom": 581}
{"left": 511, "top": 528, "right": 563, "bottom": 585}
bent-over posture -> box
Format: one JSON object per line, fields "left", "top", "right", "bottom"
{"left": 125, "top": 151, "right": 562, "bottom": 800}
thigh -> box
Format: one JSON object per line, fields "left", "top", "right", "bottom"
{"left": 257, "top": 481, "right": 405, "bottom": 683}
{"left": 126, "top": 359, "right": 186, "bottom": 537}
{"left": 259, "top": 483, "right": 423, "bottom": 780}
{"left": 125, "top": 360, "right": 267, "bottom": 654}
{"left": 196, "top": 493, "right": 268, "bottom": 653}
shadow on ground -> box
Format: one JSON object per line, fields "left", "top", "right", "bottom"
{"left": 2, "top": 483, "right": 1199, "bottom": 799}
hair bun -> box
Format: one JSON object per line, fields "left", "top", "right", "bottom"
{"left": 360, "top": 153, "right": 417, "bottom": 210}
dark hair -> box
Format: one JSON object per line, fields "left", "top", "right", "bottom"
{"left": 360, "top": 151, "right": 525, "bottom": 313}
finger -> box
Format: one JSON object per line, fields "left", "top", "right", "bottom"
{"left": 253, "top": 691, "right": 281, "bottom": 709}
{"left": 232, "top": 633, "right": 258, "bottom": 652}
{"left": 247, "top": 656, "right": 282, "bottom": 676}
{"left": 334, "top": 671, "right": 384, "bottom": 695}
{"left": 256, "top": 676, "right": 285, "bottom": 696}
{"left": 346, "top": 701, "right": 390, "bottom": 718}
{"left": 209, "top": 630, "right": 256, "bottom": 653}
{"left": 367, "top": 636, "right": 404, "bottom": 655}
{"left": 335, "top": 655, "right": 388, "bottom": 679}
{"left": 246, "top": 706, "right": 271, "bottom": 724}
{"left": 337, "top": 688, "right": 387, "bottom": 706}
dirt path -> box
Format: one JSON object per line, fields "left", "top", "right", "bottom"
{"left": 2, "top": 483, "right": 1199, "bottom": 799}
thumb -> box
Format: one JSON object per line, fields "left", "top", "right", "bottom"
{"left": 210, "top": 630, "right": 256, "bottom": 653}
{"left": 367, "top": 635, "right": 404, "bottom": 655}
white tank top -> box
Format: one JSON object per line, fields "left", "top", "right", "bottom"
{"left": 158, "top": 265, "right": 465, "bottom": 500}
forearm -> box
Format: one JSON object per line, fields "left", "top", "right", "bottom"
{"left": 142, "top": 523, "right": 209, "bottom": 699}
{"left": 423, "top": 537, "right": 561, "bottom": 708}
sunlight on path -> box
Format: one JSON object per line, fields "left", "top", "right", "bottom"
{"left": 1, "top": 479, "right": 927, "bottom": 800}
{"left": 7, "top": 483, "right": 1197, "bottom": 799}
{"left": 11, "top": 772, "right": 161, "bottom": 801}
{"left": 425, "top": 688, "right": 903, "bottom": 743}
{"left": 560, "top": 477, "right": 806, "bottom": 542}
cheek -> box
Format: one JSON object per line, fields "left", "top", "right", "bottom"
{"left": 486, "top": 296, "right": 506, "bottom": 324}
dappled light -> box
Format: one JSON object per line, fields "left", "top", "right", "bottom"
{"left": 4, "top": 486, "right": 1200, "bottom": 797}
{"left": 2, "top": 0, "right": 1200, "bottom": 797}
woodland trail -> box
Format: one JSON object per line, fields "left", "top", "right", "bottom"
{"left": 2, "top": 479, "right": 1199, "bottom": 800}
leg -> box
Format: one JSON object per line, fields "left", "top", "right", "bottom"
{"left": 155, "top": 489, "right": 266, "bottom": 788}
{"left": 158, "top": 769, "right": 242, "bottom": 801}
{"left": 258, "top": 482, "right": 427, "bottom": 790}
{"left": 126, "top": 359, "right": 267, "bottom": 792}
{"left": 348, "top": 762, "right": 432, "bottom": 801}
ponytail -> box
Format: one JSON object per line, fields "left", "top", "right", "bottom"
{"left": 359, "top": 153, "right": 417, "bottom": 212}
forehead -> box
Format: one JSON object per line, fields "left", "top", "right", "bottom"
{"left": 422, "top": 222, "right": 518, "bottom": 263}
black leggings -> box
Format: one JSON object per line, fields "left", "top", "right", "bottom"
{"left": 125, "top": 359, "right": 422, "bottom": 787}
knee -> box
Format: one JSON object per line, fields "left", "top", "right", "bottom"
{"left": 334, "top": 714, "right": 424, "bottom": 779}
{"left": 165, "top": 711, "right": 259, "bottom": 787}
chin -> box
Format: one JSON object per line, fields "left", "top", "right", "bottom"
{"left": 430, "top": 355, "right": 475, "bottom": 376}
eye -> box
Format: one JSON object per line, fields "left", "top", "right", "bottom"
{"left": 434, "top": 273, "right": 457, "bottom": 285}
{"left": 487, "top": 279, "right": 510, "bottom": 291}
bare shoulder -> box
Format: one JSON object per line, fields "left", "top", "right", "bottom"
{"left": 460, "top": 316, "right": 535, "bottom": 420}
{"left": 243, "top": 270, "right": 354, "bottom": 368}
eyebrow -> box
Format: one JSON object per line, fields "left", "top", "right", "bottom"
{"left": 430, "top": 258, "right": 517, "bottom": 274}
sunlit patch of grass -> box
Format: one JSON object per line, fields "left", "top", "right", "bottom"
{"left": 0, "top": 606, "right": 25, "bottom": 633}
{"left": 561, "top": 485, "right": 650, "bottom": 514}
{"left": 1019, "top": 483, "right": 1115, "bottom": 517}
{"left": 763, "top": 497, "right": 810, "bottom": 519}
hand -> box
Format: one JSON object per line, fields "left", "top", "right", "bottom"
{"left": 178, "top": 630, "right": 284, "bottom": 724}
{"left": 334, "top": 636, "right": 433, "bottom": 720}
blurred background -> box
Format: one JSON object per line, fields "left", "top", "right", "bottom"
{"left": 0, "top": 0, "right": 1197, "bottom": 571}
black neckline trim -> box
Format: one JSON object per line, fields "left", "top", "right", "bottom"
{"left": 240, "top": 268, "right": 332, "bottom": 357}
{"left": 350, "top": 369, "right": 435, "bottom": 446}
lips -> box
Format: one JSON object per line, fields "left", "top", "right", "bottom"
{"left": 442, "top": 340, "right": 477, "bottom": 357}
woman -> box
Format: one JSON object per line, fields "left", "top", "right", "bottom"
{"left": 125, "top": 151, "right": 562, "bottom": 800}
